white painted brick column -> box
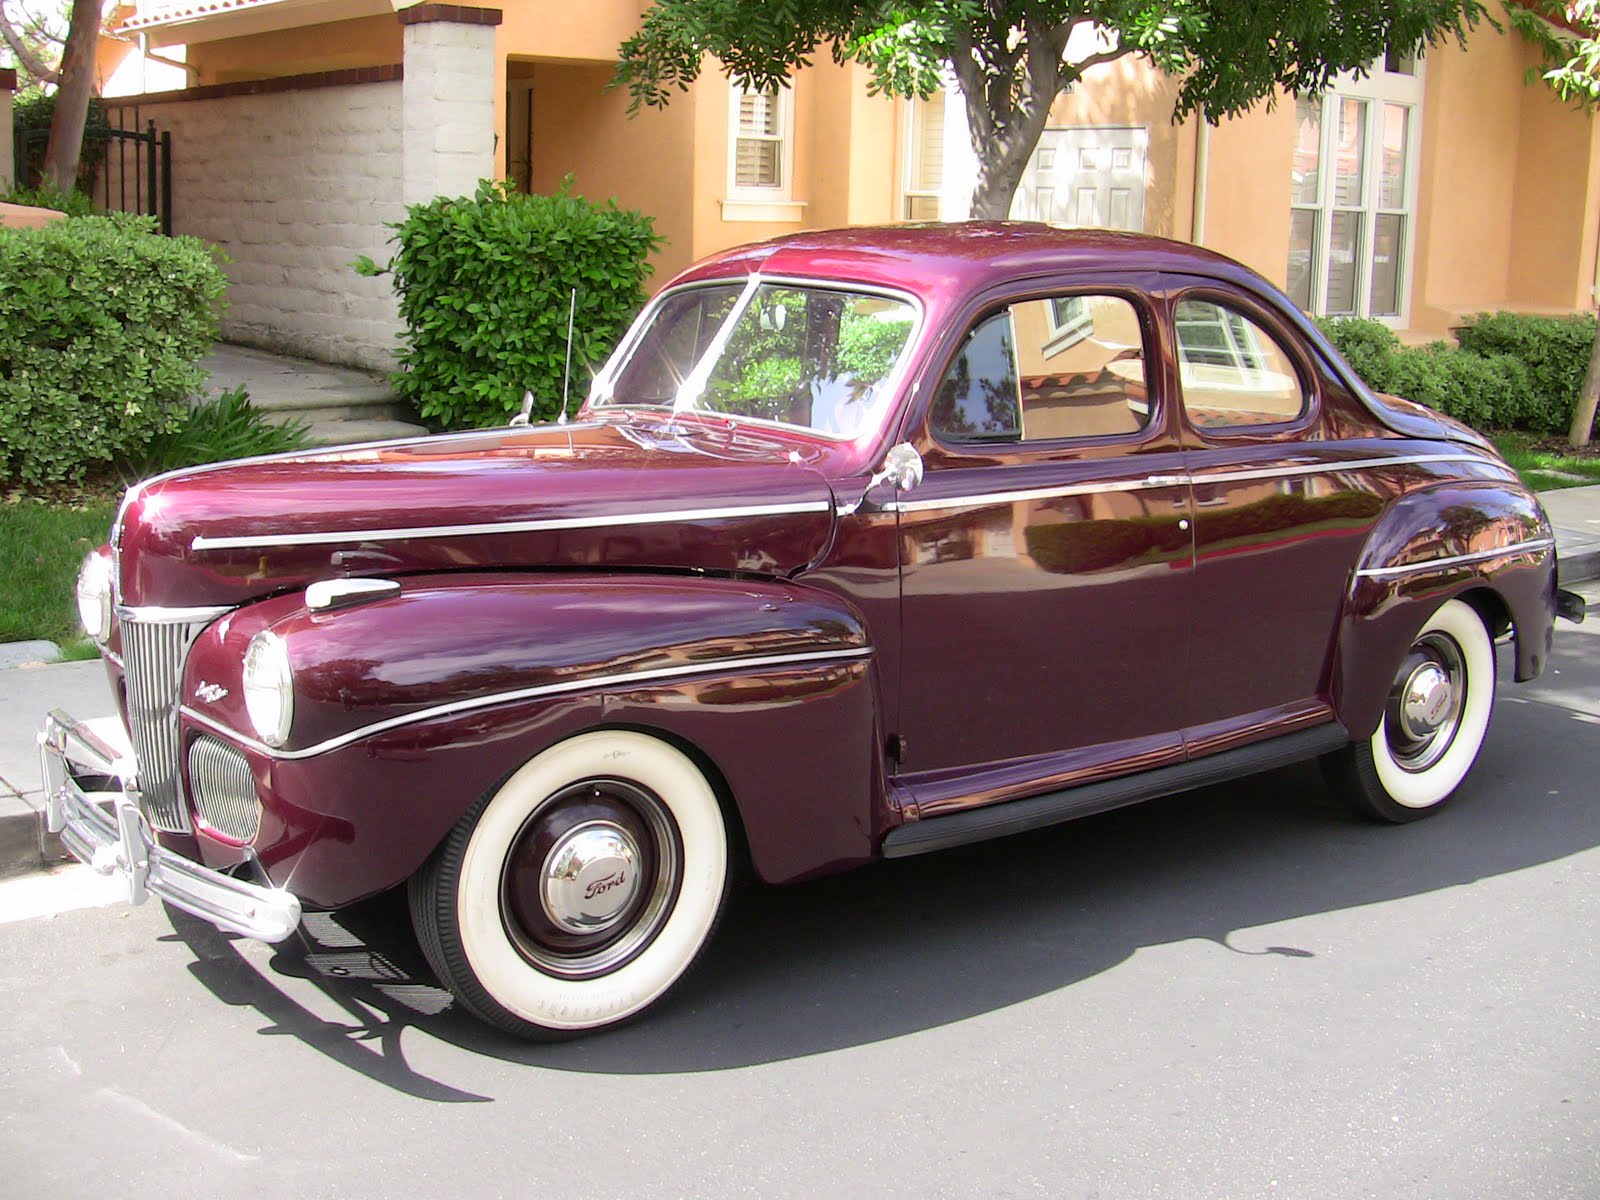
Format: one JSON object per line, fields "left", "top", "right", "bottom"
{"left": 0, "top": 69, "right": 15, "bottom": 191}
{"left": 399, "top": 4, "right": 501, "bottom": 205}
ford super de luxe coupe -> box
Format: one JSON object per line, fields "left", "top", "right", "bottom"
{"left": 42, "top": 225, "right": 1586, "bottom": 1038}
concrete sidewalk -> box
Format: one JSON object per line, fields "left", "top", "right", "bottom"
{"left": 4, "top": 485, "right": 1600, "bottom": 881}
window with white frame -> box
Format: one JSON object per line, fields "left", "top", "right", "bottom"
{"left": 731, "top": 84, "right": 791, "bottom": 194}
{"left": 903, "top": 92, "right": 946, "bottom": 220}
{"left": 1287, "top": 52, "right": 1423, "bottom": 325}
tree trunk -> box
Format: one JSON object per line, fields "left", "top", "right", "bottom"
{"left": 949, "top": 23, "right": 1064, "bottom": 221}
{"left": 40, "top": 0, "right": 101, "bottom": 195}
{"left": 1569, "top": 320, "right": 1600, "bottom": 448}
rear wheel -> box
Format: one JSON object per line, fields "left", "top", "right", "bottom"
{"left": 410, "top": 730, "right": 729, "bottom": 1038}
{"left": 1322, "top": 598, "right": 1496, "bottom": 823}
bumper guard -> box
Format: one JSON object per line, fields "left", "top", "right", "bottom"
{"left": 38, "top": 709, "right": 301, "bottom": 942}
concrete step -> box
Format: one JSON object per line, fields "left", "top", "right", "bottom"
{"left": 301, "top": 417, "right": 431, "bottom": 447}
{"left": 245, "top": 382, "right": 401, "bottom": 412}
{"left": 261, "top": 400, "right": 417, "bottom": 426}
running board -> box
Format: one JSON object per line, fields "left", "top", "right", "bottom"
{"left": 881, "top": 724, "right": 1350, "bottom": 859}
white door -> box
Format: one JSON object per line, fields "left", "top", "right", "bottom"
{"left": 1012, "top": 127, "right": 1148, "bottom": 232}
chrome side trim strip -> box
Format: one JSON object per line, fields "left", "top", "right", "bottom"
{"left": 190, "top": 500, "right": 835, "bottom": 552}
{"left": 1354, "top": 538, "right": 1555, "bottom": 580}
{"left": 888, "top": 453, "right": 1501, "bottom": 516}
{"left": 1189, "top": 453, "right": 1506, "bottom": 487}
{"left": 181, "top": 645, "right": 875, "bottom": 761}
{"left": 894, "top": 475, "right": 1167, "bottom": 514}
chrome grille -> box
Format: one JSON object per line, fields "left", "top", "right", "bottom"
{"left": 188, "top": 736, "right": 261, "bottom": 842}
{"left": 120, "top": 612, "right": 223, "bottom": 833}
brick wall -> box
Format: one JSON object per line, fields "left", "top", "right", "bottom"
{"left": 399, "top": 9, "right": 499, "bottom": 204}
{"left": 104, "top": 75, "right": 407, "bottom": 372}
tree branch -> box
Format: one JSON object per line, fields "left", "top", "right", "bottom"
{"left": 0, "top": 2, "right": 60, "bottom": 85}
{"left": 1068, "top": 45, "right": 1131, "bottom": 77}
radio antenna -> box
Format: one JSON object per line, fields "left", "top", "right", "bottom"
{"left": 558, "top": 288, "right": 577, "bottom": 424}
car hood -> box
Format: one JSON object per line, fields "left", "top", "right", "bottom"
{"left": 114, "top": 419, "right": 839, "bottom": 608}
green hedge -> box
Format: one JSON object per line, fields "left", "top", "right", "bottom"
{"left": 1454, "top": 311, "right": 1594, "bottom": 433}
{"left": 0, "top": 213, "right": 228, "bottom": 486}
{"left": 361, "top": 179, "right": 662, "bottom": 429}
{"left": 1316, "top": 312, "right": 1593, "bottom": 436}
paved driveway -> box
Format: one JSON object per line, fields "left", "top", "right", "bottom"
{"left": 3, "top": 585, "right": 1598, "bottom": 1199}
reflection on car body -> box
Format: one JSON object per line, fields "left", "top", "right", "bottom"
{"left": 42, "top": 223, "right": 1582, "bottom": 1039}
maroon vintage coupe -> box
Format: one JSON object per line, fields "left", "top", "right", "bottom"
{"left": 42, "top": 224, "right": 1584, "bottom": 1038}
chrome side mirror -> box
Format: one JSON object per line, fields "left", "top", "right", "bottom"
{"left": 869, "top": 442, "right": 924, "bottom": 494}
{"left": 509, "top": 390, "right": 535, "bottom": 427}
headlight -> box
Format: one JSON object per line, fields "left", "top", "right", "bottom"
{"left": 76, "top": 551, "right": 114, "bottom": 643}
{"left": 242, "top": 631, "right": 294, "bottom": 747}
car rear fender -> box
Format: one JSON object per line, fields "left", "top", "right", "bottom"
{"left": 1332, "top": 481, "right": 1557, "bottom": 739}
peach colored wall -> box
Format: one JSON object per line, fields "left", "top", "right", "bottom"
{"left": 806, "top": 57, "right": 897, "bottom": 229}
{"left": 188, "top": 15, "right": 400, "bottom": 83}
{"left": 496, "top": 0, "right": 641, "bottom": 63}
{"left": 1199, "top": 97, "right": 1296, "bottom": 287}
{"left": 492, "top": 0, "right": 644, "bottom": 180}
{"left": 1507, "top": 49, "right": 1600, "bottom": 311}
{"left": 523, "top": 61, "right": 698, "bottom": 285}
{"left": 1409, "top": 24, "right": 1523, "bottom": 331}
{"left": 1045, "top": 55, "right": 1191, "bottom": 240}
{"left": 96, "top": 35, "right": 138, "bottom": 91}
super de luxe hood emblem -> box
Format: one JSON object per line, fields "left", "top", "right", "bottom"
{"left": 194, "top": 682, "right": 229, "bottom": 704}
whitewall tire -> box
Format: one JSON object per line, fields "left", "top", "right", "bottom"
{"left": 410, "top": 730, "right": 730, "bottom": 1038}
{"left": 1323, "top": 598, "right": 1496, "bottom": 823}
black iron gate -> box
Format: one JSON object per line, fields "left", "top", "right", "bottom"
{"left": 13, "top": 115, "right": 172, "bottom": 235}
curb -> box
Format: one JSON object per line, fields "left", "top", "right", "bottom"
{"left": 1557, "top": 540, "right": 1600, "bottom": 589}
{"left": 0, "top": 794, "right": 67, "bottom": 882}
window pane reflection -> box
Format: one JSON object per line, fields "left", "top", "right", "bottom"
{"left": 1287, "top": 209, "right": 1319, "bottom": 312}
{"left": 1370, "top": 214, "right": 1404, "bottom": 316}
{"left": 1334, "top": 98, "right": 1367, "bottom": 207}
{"left": 1380, "top": 104, "right": 1408, "bottom": 209}
{"left": 1292, "top": 97, "right": 1321, "bottom": 206}
{"left": 1327, "top": 210, "right": 1364, "bottom": 315}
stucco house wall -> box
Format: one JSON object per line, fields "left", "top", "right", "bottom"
{"left": 100, "top": 0, "right": 1600, "bottom": 365}
{"left": 103, "top": 74, "right": 407, "bottom": 369}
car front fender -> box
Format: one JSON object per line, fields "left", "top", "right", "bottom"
{"left": 178, "top": 572, "right": 886, "bottom": 904}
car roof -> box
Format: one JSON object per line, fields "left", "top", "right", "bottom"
{"left": 667, "top": 222, "right": 1268, "bottom": 303}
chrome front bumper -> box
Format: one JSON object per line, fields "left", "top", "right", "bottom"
{"left": 38, "top": 710, "right": 302, "bottom": 942}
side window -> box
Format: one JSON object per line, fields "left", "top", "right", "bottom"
{"left": 1173, "top": 298, "right": 1307, "bottom": 428}
{"left": 931, "top": 294, "right": 1150, "bottom": 444}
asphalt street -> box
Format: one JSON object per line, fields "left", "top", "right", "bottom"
{"left": 3, "top": 582, "right": 1597, "bottom": 1199}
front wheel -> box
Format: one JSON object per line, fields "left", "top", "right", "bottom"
{"left": 410, "top": 730, "right": 730, "bottom": 1038}
{"left": 1322, "top": 598, "right": 1496, "bottom": 823}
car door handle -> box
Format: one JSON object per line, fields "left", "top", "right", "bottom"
{"left": 1143, "top": 473, "right": 1187, "bottom": 487}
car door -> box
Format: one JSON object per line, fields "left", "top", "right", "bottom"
{"left": 893, "top": 280, "right": 1195, "bottom": 816}
{"left": 1162, "top": 279, "right": 1381, "bottom": 750}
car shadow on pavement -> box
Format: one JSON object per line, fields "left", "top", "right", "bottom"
{"left": 165, "top": 636, "right": 1600, "bottom": 1090}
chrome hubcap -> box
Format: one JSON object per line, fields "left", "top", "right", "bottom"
{"left": 540, "top": 821, "right": 642, "bottom": 934}
{"left": 1398, "top": 662, "right": 1453, "bottom": 739}
{"left": 1385, "top": 634, "right": 1466, "bottom": 773}
{"left": 499, "top": 779, "right": 682, "bottom": 980}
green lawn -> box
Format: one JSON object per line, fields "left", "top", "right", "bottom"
{"left": 0, "top": 499, "right": 117, "bottom": 655}
{"left": 1490, "top": 432, "right": 1600, "bottom": 491}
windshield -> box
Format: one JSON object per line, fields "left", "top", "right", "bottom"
{"left": 595, "top": 281, "right": 918, "bottom": 439}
